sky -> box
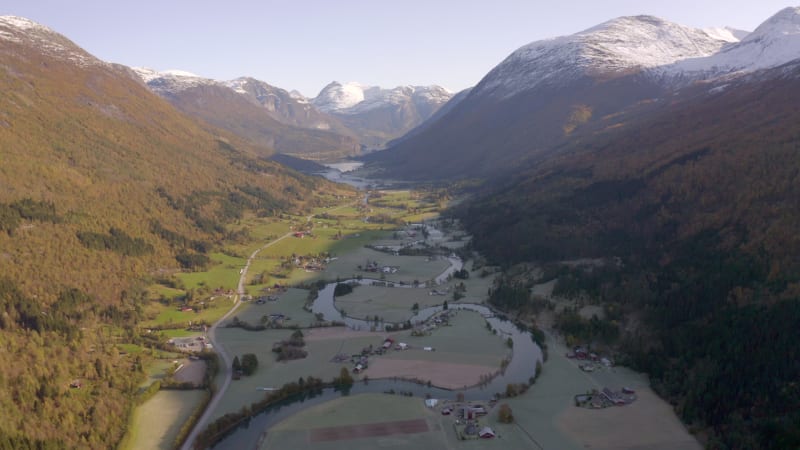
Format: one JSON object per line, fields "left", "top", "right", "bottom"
{"left": 1, "top": 1, "right": 794, "bottom": 96}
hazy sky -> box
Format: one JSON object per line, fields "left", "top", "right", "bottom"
{"left": 2, "top": 1, "right": 794, "bottom": 96}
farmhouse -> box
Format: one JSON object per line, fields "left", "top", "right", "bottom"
{"left": 479, "top": 427, "right": 496, "bottom": 439}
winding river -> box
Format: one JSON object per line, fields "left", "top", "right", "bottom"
{"left": 213, "top": 272, "right": 543, "bottom": 449}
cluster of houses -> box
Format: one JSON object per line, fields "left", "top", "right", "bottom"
{"left": 566, "top": 346, "right": 614, "bottom": 372}
{"left": 168, "top": 336, "right": 211, "bottom": 352}
{"left": 426, "top": 399, "right": 496, "bottom": 439}
{"left": 290, "top": 254, "right": 326, "bottom": 272}
{"left": 342, "top": 337, "right": 439, "bottom": 374}
{"left": 362, "top": 260, "right": 399, "bottom": 274}
{"left": 575, "top": 387, "right": 637, "bottom": 409}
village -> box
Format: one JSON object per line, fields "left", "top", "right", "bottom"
{"left": 123, "top": 188, "right": 700, "bottom": 450}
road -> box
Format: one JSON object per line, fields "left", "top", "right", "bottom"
{"left": 180, "top": 230, "right": 294, "bottom": 450}
{"left": 181, "top": 203, "right": 355, "bottom": 450}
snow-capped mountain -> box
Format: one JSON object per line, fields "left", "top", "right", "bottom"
{"left": 0, "top": 15, "right": 102, "bottom": 67}
{"left": 311, "top": 81, "right": 453, "bottom": 148}
{"left": 312, "top": 81, "right": 452, "bottom": 115}
{"left": 475, "top": 15, "right": 741, "bottom": 100}
{"left": 225, "top": 77, "right": 348, "bottom": 132}
{"left": 672, "top": 7, "right": 800, "bottom": 77}
{"left": 132, "top": 68, "right": 361, "bottom": 159}
{"left": 369, "top": 8, "right": 800, "bottom": 180}
{"left": 131, "top": 67, "right": 218, "bottom": 95}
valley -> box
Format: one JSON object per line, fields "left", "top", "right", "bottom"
{"left": 2, "top": 4, "right": 800, "bottom": 450}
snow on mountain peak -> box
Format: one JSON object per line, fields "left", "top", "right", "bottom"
{"left": 313, "top": 82, "right": 368, "bottom": 112}
{"left": 477, "top": 15, "right": 737, "bottom": 99}
{"left": 132, "top": 67, "right": 217, "bottom": 93}
{"left": 672, "top": 7, "right": 800, "bottom": 78}
{"left": 312, "top": 82, "right": 451, "bottom": 114}
{"left": 0, "top": 15, "right": 101, "bottom": 67}
{"left": 0, "top": 15, "right": 45, "bottom": 32}
{"left": 703, "top": 27, "right": 748, "bottom": 43}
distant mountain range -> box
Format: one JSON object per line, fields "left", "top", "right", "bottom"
{"left": 366, "top": 7, "right": 800, "bottom": 180}
{"left": 132, "top": 70, "right": 453, "bottom": 159}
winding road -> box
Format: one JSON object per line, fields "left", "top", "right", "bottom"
{"left": 180, "top": 230, "right": 293, "bottom": 450}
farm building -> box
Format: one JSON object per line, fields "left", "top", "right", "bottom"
{"left": 479, "top": 427, "right": 495, "bottom": 439}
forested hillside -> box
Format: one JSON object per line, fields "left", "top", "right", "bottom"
{"left": 454, "top": 65, "right": 800, "bottom": 448}
{"left": 0, "top": 19, "right": 341, "bottom": 448}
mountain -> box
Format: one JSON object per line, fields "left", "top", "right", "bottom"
{"left": 455, "top": 56, "right": 800, "bottom": 447}
{"left": 312, "top": 81, "right": 453, "bottom": 149}
{"left": 224, "top": 77, "right": 351, "bottom": 134}
{"left": 133, "top": 69, "right": 361, "bottom": 160}
{"left": 365, "top": 15, "right": 745, "bottom": 180}
{"left": 671, "top": 7, "right": 800, "bottom": 77}
{"left": 0, "top": 15, "right": 340, "bottom": 448}
{"left": 385, "top": 87, "right": 473, "bottom": 148}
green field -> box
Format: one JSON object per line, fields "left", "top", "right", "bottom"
{"left": 335, "top": 286, "right": 443, "bottom": 323}
{"left": 124, "top": 389, "right": 207, "bottom": 450}
{"left": 225, "top": 288, "right": 317, "bottom": 328}
{"left": 177, "top": 252, "right": 245, "bottom": 291}
{"left": 382, "top": 310, "right": 510, "bottom": 367}
{"left": 141, "top": 295, "right": 235, "bottom": 328}
{"left": 209, "top": 328, "right": 384, "bottom": 420}
{"left": 323, "top": 247, "right": 450, "bottom": 283}
{"left": 261, "top": 394, "right": 448, "bottom": 450}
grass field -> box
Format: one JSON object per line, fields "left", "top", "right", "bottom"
{"left": 224, "top": 288, "right": 317, "bottom": 328}
{"left": 335, "top": 286, "right": 443, "bottom": 323}
{"left": 323, "top": 247, "right": 450, "bottom": 284}
{"left": 124, "top": 389, "right": 207, "bottom": 450}
{"left": 177, "top": 252, "right": 245, "bottom": 291}
{"left": 141, "top": 295, "right": 235, "bottom": 328}
{"left": 382, "top": 310, "right": 509, "bottom": 367}
{"left": 209, "top": 328, "right": 385, "bottom": 420}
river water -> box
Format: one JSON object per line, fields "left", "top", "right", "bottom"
{"left": 319, "top": 161, "right": 373, "bottom": 189}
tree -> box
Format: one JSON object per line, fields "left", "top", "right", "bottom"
{"left": 443, "top": 300, "right": 449, "bottom": 310}
{"left": 240, "top": 353, "right": 258, "bottom": 376}
{"left": 232, "top": 355, "right": 241, "bottom": 372}
{"left": 336, "top": 367, "right": 354, "bottom": 386}
{"left": 498, "top": 404, "right": 514, "bottom": 423}
{"left": 412, "top": 302, "right": 419, "bottom": 312}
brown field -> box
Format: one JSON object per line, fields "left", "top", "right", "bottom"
{"left": 366, "top": 358, "right": 497, "bottom": 389}
{"left": 310, "top": 418, "right": 429, "bottom": 442}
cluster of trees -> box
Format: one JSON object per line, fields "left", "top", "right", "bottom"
{"left": 0, "top": 198, "right": 60, "bottom": 234}
{"left": 333, "top": 282, "right": 354, "bottom": 297}
{"left": 272, "top": 330, "right": 307, "bottom": 361}
{"left": 488, "top": 278, "right": 531, "bottom": 310}
{"left": 76, "top": 227, "right": 154, "bottom": 256}
{"left": 554, "top": 309, "right": 619, "bottom": 345}
{"left": 194, "top": 374, "right": 330, "bottom": 449}
{"left": 232, "top": 353, "right": 258, "bottom": 376}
